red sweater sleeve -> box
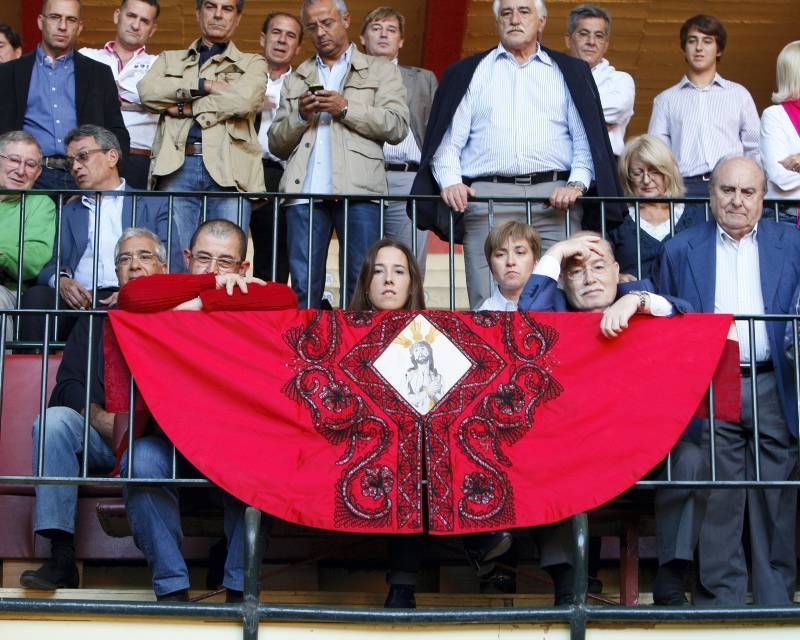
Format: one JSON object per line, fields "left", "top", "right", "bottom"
{"left": 118, "top": 273, "right": 217, "bottom": 312}
{"left": 199, "top": 282, "right": 299, "bottom": 311}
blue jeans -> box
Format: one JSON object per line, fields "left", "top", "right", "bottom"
{"left": 31, "top": 407, "right": 116, "bottom": 534}
{"left": 156, "top": 155, "right": 252, "bottom": 270}
{"left": 122, "top": 436, "right": 245, "bottom": 597}
{"left": 285, "top": 200, "right": 379, "bottom": 308}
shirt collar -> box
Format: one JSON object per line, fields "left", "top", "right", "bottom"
{"left": 315, "top": 42, "right": 353, "bottom": 70}
{"left": 36, "top": 44, "right": 74, "bottom": 65}
{"left": 494, "top": 41, "right": 549, "bottom": 66}
{"left": 104, "top": 41, "right": 146, "bottom": 59}
{"left": 679, "top": 72, "right": 727, "bottom": 90}
{"left": 81, "top": 178, "right": 126, "bottom": 209}
{"left": 591, "top": 58, "right": 610, "bottom": 73}
{"left": 717, "top": 221, "right": 758, "bottom": 245}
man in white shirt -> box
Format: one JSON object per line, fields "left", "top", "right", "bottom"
{"left": 360, "top": 6, "right": 437, "bottom": 277}
{"left": 648, "top": 15, "right": 760, "bottom": 197}
{"left": 20, "top": 124, "right": 167, "bottom": 342}
{"left": 564, "top": 4, "right": 634, "bottom": 157}
{"left": 79, "top": 0, "right": 159, "bottom": 189}
{"left": 250, "top": 12, "right": 302, "bottom": 284}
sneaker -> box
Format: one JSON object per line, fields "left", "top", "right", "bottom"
{"left": 19, "top": 559, "right": 79, "bottom": 590}
{"left": 384, "top": 584, "right": 416, "bottom": 609}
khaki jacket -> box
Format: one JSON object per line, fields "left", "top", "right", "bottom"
{"left": 138, "top": 40, "right": 267, "bottom": 192}
{"left": 268, "top": 46, "right": 409, "bottom": 196}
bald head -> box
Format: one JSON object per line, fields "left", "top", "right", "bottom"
{"left": 709, "top": 156, "right": 766, "bottom": 241}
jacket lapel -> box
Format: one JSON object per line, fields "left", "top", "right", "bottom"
{"left": 757, "top": 222, "right": 783, "bottom": 312}
{"left": 687, "top": 224, "right": 717, "bottom": 312}
{"left": 17, "top": 53, "right": 36, "bottom": 123}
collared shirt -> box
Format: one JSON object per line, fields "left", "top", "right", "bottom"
{"left": 23, "top": 45, "right": 77, "bottom": 157}
{"left": 713, "top": 224, "right": 769, "bottom": 363}
{"left": 79, "top": 42, "right": 158, "bottom": 150}
{"left": 432, "top": 43, "right": 594, "bottom": 190}
{"left": 477, "top": 286, "right": 518, "bottom": 311}
{"left": 71, "top": 180, "right": 127, "bottom": 290}
{"left": 303, "top": 44, "right": 354, "bottom": 195}
{"left": 591, "top": 58, "right": 635, "bottom": 156}
{"left": 258, "top": 67, "right": 292, "bottom": 162}
{"left": 187, "top": 41, "right": 228, "bottom": 144}
{"left": 648, "top": 73, "right": 760, "bottom": 177}
{"left": 383, "top": 59, "right": 421, "bottom": 165}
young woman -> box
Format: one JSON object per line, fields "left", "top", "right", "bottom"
{"left": 478, "top": 221, "right": 542, "bottom": 311}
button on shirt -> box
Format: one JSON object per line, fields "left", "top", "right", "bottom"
{"left": 79, "top": 43, "right": 158, "bottom": 150}
{"left": 72, "top": 181, "right": 127, "bottom": 290}
{"left": 648, "top": 74, "right": 760, "bottom": 177}
{"left": 383, "top": 59, "right": 421, "bottom": 165}
{"left": 257, "top": 68, "right": 292, "bottom": 163}
{"left": 432, "top": 44, "right": 594, "bottom": 190}
{"left": 591, "top": 58, "right": 635, "bottom": 157}
{"left": 714, "top": 224, "right": 769, "bottom": 363}
{"left": 23, "top": 46, "right": 78, "bottom": 157}
{"left": 303, "top": 44, "right": 354, "bottom": 195}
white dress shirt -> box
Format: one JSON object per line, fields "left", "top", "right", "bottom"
{"left": 648, "top": 73, "right": 760, "bottom": 177}
{"left": 383, "top": 59, "right": 422, "bottom": 165}
{"left": 591, "top": 58, "right": 635, "bottom": 156}
{"left": 713, "top": 224, "right": 770, "bottom": 363}
{"left": 760, "top": 105, "right": 800, "bottom": 200}
{"left": 258, "top": 67, "right": 292, "bottom": 163}
{"left": 477, "top": 286, "right": 518, "bottom": 311}
{"left": 79, "top": 43, "right": 158, "bottom": 150}
{"left": 432, "top": 43, "right": 594, "bottom": 190}
{"left": 73, "top": 180, "right": 127, "bottom": 290}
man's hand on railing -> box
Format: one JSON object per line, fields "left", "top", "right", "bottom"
{"left": 440, "top": 183, "right": 476, "bottom": 212}
{"left": 59, "top": 276, "right": 92, "bottom": 310}
{"left": 550, "top": 184, "right": 584, "bottom": 210}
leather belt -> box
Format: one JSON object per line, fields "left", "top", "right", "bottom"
{"left": 482, "top": 170, "right": 569, "bottom": 186}
{"left": 129, "top": 148, "right": 151, "bottom": 157}
{"left": 184, "top": 142, "right": 203, "bottom": 156}
{"left": 740, "top": 361, "right": 774, "bottom": 377}
{"left": 385, "top": 162, "right": 419, "bottom": 172}
{"left": 685, "top": 173, "right": 713, "bottom": 182}
{"left": 42, "top": 155, "right": 68, "bottom": 171}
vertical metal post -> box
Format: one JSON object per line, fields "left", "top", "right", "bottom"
{"left": 243, "top": 506, "right": 264, "bottom": 640}
{"left": 570, "top": 512, "right": 588, "bottom": 640}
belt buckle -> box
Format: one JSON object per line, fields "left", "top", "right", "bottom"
{"left": 514, "top": 174, "right": 532, "bottom": 186}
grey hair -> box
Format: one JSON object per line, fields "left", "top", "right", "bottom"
{"left": 195, "top": 0, "right": 244, "bottom": 12}
{"left": 64, "top": 125, "right": 122, "bottom": 156}
{"left": 301, "top": 0, "right": 348, "bottom": 19}
{"left": 492, "top": 0, "right": 547, "bottom": 19}
{"left": 567, "top": 4, "right": 610, "bottom": 36}
{"left": 114, "top": 227, "right": 167, "bottom": 265}
{"left": 0, "top": 130, "right": 42, "bottom": 157}
{"left": 772, "top": 40, "right": 800, "bottom": 103}
{"left": 710, "top": 155, "right": 768, "bottom": 194}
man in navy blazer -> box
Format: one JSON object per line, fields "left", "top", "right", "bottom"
{"left": 658, "top": 156, "right": 800, "bottom": 605}
{"left": 21, "top": 125, "right": 167, "bottom": 342}
{"left": 0, "top": 0, "right": 129, "bottom": 190}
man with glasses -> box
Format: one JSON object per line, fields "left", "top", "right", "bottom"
{"left": 0, "top": 0, "right": 129, "bottom": 191}
{"left": 0, "top": 131, "right": 55, "bottom": 321}
{"left": 138, "top": 0, "right": 267, "bottom": 268}
{"left": 20, "top": 125, "right": 167, "bottom": 343}
{"left": 564, "top": 5, "right": 634, "bottom": 158}
{"left": 20, "top": 228, "right": 168, "bottom": 590}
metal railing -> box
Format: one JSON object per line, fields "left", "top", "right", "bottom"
{"left": 1, "top": 189, "right": 800, "bottom": 639}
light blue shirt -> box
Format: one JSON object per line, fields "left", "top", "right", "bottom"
{"left": 302, "top": 44, "right": 354, "bottom": 195}
{"left": 432, "top": 44, "right": 594, "bottom": 189}
{"left": 23, "top": 45, "right": 78, "bottom": 157}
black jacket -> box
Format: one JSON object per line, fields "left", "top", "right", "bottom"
{"left": 408, "top": 46, "right": 624, "bottom": 243}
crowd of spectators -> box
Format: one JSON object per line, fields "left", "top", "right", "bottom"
{"left": 0, "top": 0, "right": 799, "bottom": 611}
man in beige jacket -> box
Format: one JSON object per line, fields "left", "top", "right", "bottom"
{"left": 138, "top": 0, "right": 266, "bottom": 269}
{"left": 268, "top": 0, "right": 409, "bottom": 308}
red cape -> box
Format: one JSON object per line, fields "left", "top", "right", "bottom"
{"left": 108, "top": 310, "right": 735, "bottom": 534}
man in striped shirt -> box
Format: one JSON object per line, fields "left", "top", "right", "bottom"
{"left": 648, "top": 15, "right": 760, "bottom": 198}
{"left": 416, "top": 0, "right": 621, "bottom": 310}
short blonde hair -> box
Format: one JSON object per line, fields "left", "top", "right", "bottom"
{"left": 483, "top": 221, "right": 542, "bottom": 265}
{"left": 772, "top": 40, "right": 800, "bottom": 103}
{"left": 618, "top": 134, "right": 685, "bottom": 198}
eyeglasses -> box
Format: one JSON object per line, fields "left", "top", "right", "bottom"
{"left": 65, "top": 148, "right": 110, "bottom": 169}
{"left": 116, "top": 250, "right": 159, "bottom": 267}
{"left": 189, "top": 253, "right": 240, "bottom": 271}
{"left": 42, "top": 13, "right": 80, "bottom": 26}
{"left": 565, "top": 260, "right": 612, "bottom": 282}
{"left": 304, "top": 18, "right": 337, "bottom": 33}
{"left": 629, "top": 168, "right": 664, "bottom": 182}
{"left": 0, "top": 153, "right": 41, "bottom": 171}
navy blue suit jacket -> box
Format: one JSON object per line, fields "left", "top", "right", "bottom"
{"left": 38, "top": 186, "right": 169, "bottom": 286}
{"left": 657, "top": 219, "right": 800, "bottom": 433}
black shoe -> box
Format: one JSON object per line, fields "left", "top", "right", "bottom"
{"left": 479, "top": 565, "right": 517, "bottom": 594}
{"left": 157, "top": 589, "right": 189, "bottom": 602}
{"left": 653, "top": 560, "right": 689, "bottom": 606}
{"left": 546, "top": 563, "right": 575, "bottom": 606}
{"left": 384, "top": 584, "right": 416, "bottom": 609}
{"left": 19, "top": 559, "right": 79, "bottom": 590}
{"left": 225, "top": 589, "right": 244, "bottom": 603}
{"left": 588, "top": 576, "right": 603, "bottom": 594}
{"left": 554, "top": 592, "right": 577, "bottom": 606}
{"left": 477, "top": 531, "right": 513, "bottom": 564}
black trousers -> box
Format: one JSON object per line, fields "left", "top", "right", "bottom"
{"left": 250, "top": 162, "right": 288, "bottom": 283}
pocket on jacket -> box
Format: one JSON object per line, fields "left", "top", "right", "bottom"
{"left": 345, "top": 137, "right": 384, "bottom": 193}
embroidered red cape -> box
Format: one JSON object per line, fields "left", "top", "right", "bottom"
{"left": 108, "top": 309, "right": 735, "bottom": 534}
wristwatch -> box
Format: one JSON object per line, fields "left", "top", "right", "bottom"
{"left": 565, "top": 181, "right": 588, "bottom": 194}
{"left": 627, "top": 290, "right": 649, "bottom": 313}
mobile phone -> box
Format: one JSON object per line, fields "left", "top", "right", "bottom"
{"left": 307, "top": 84, "right": 324, "bottom": 94}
